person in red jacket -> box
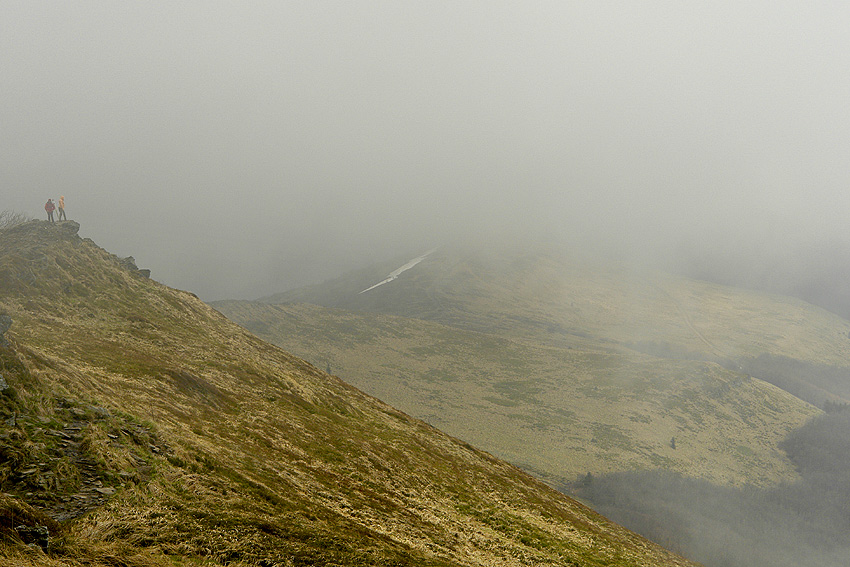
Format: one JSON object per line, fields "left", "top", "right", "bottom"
{"left": 44, "top": 199, "right": 55, "bottom": 222}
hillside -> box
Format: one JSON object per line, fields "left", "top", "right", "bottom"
{"left": 0, "top": 220, "right": 698, "bottom": 566}
{"left": 214, "top": 301, "right": 815, "bottom": 488}
{"left": 216, "top": 245, "right": 850, "bottom": 488}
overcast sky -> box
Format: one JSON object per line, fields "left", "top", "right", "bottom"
{"left": 3, "top": 2, "right": 850, "bottom": 300}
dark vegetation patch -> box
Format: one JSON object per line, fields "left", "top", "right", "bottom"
{"left": 492, "top": 380, "right": 542, "bottom": 404}
{"left": 572, "top": 409, "right": 850, "bottom": 567}
{"left": 164, "top": 369, "right": 235, "bottom": 411}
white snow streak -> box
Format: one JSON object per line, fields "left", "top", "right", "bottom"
{"left": 359, "top": 249, "right": 437, "bottom": 294}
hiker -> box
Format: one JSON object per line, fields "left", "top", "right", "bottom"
{"left": 57, "top": 195, "right": 66, "bottom": 220}
{"left": 44, "top": 199, "right": 55, "bottom": 222}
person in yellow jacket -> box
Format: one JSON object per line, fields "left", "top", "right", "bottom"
{"left": 57, "top": 195, "right": 66, "bottom": 220}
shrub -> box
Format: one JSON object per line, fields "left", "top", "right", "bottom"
{"left": 0, "top": 211, "right": 31, "bottom": 230}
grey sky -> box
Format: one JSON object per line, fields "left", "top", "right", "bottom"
{"left": 3, "top": 2, "right": 850, "bottom": 299}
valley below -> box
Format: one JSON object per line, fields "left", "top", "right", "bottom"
{"left": 215, "top": 245, "right": 850, "bottom": 567}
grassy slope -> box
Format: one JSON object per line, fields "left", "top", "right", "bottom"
{"left": 213, "top": 301, "right": 814, "bottom": 488}
{"left": 0, "top": 220, "right": 698, "bottom": 566}
{"left": 223, "top": 246, "right": 850, "bottom": 487}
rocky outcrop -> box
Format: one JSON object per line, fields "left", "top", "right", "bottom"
{"left": 56, "top": 220, "right": 80, "bottom": 235}
{"left": 118, "top": 256, "right": 151, "bottom": 278}
{"left": 15, "top": 524, "right": 49, "bottom": 551}
{"left": 0, "top": 492, "right": 58, "bottom": 554}
{"left": 118, "top": 256, "right": 138, "bottom": 271}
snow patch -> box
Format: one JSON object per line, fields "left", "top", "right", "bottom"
{"left": 359, "top": 249, "right": 437, "bottom": 294}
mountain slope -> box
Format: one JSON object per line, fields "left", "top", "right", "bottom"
{"left": 216, "top": 245, "right": 850, "bottom": 488}
{"left": 0, "top": 221, "right": 697, "bottom": 566}
{"left": 214, "top": 301, "right": 815, "bottom": 488}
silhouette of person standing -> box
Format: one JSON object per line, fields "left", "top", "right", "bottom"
{"left": 45, "top": 199, "right": 55, "bottom": 222}
{"left": 57, "top": 195, "right": 66, "bottom": 220}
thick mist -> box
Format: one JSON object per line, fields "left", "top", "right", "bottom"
{"left": 7, "top": 6, "right": 850, "bottom": 567}
{"left": 4, "top": 3, "right": 850, "bottom": 301}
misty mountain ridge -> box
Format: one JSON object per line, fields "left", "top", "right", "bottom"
{"left": 255, "top": 242, "right": 850, "bottom": 373}
{"left": 0, "top": 221, "right": 700, "bottom": 565}
{"left": 672, "top": 237, "right": 850, "bottom": 322}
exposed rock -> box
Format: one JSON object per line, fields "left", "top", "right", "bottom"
{"left": 119, "top": 256, "right": 138, "bottom": 271}
{"left": 0, "top": 375, "right": 7, "bottom": 391}
{"left": 56, "top": 220, "right": 80, "bottom": 235}
{"left": 15, "top": 524, "right": 49, "bottom": 551}
{"left": 118, "top": 256, "right": 151, "bottom": 278}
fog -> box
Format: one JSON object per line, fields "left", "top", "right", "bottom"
{"left": 5, "top": 5, "right": 850, "bottom": 566}
{"left": 4, "top": 2, "right": 850, "bottom": 301}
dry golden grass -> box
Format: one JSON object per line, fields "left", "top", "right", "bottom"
{"left": 0, "top": 221, "right": 702, "bottom": 565}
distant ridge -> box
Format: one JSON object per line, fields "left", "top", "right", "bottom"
{"left": 258, "top": 245, "right": 850, "bottom": 368}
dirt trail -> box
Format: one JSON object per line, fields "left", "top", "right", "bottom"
{"left": 656, "top": 286, "right": 724, "bottom": 358}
